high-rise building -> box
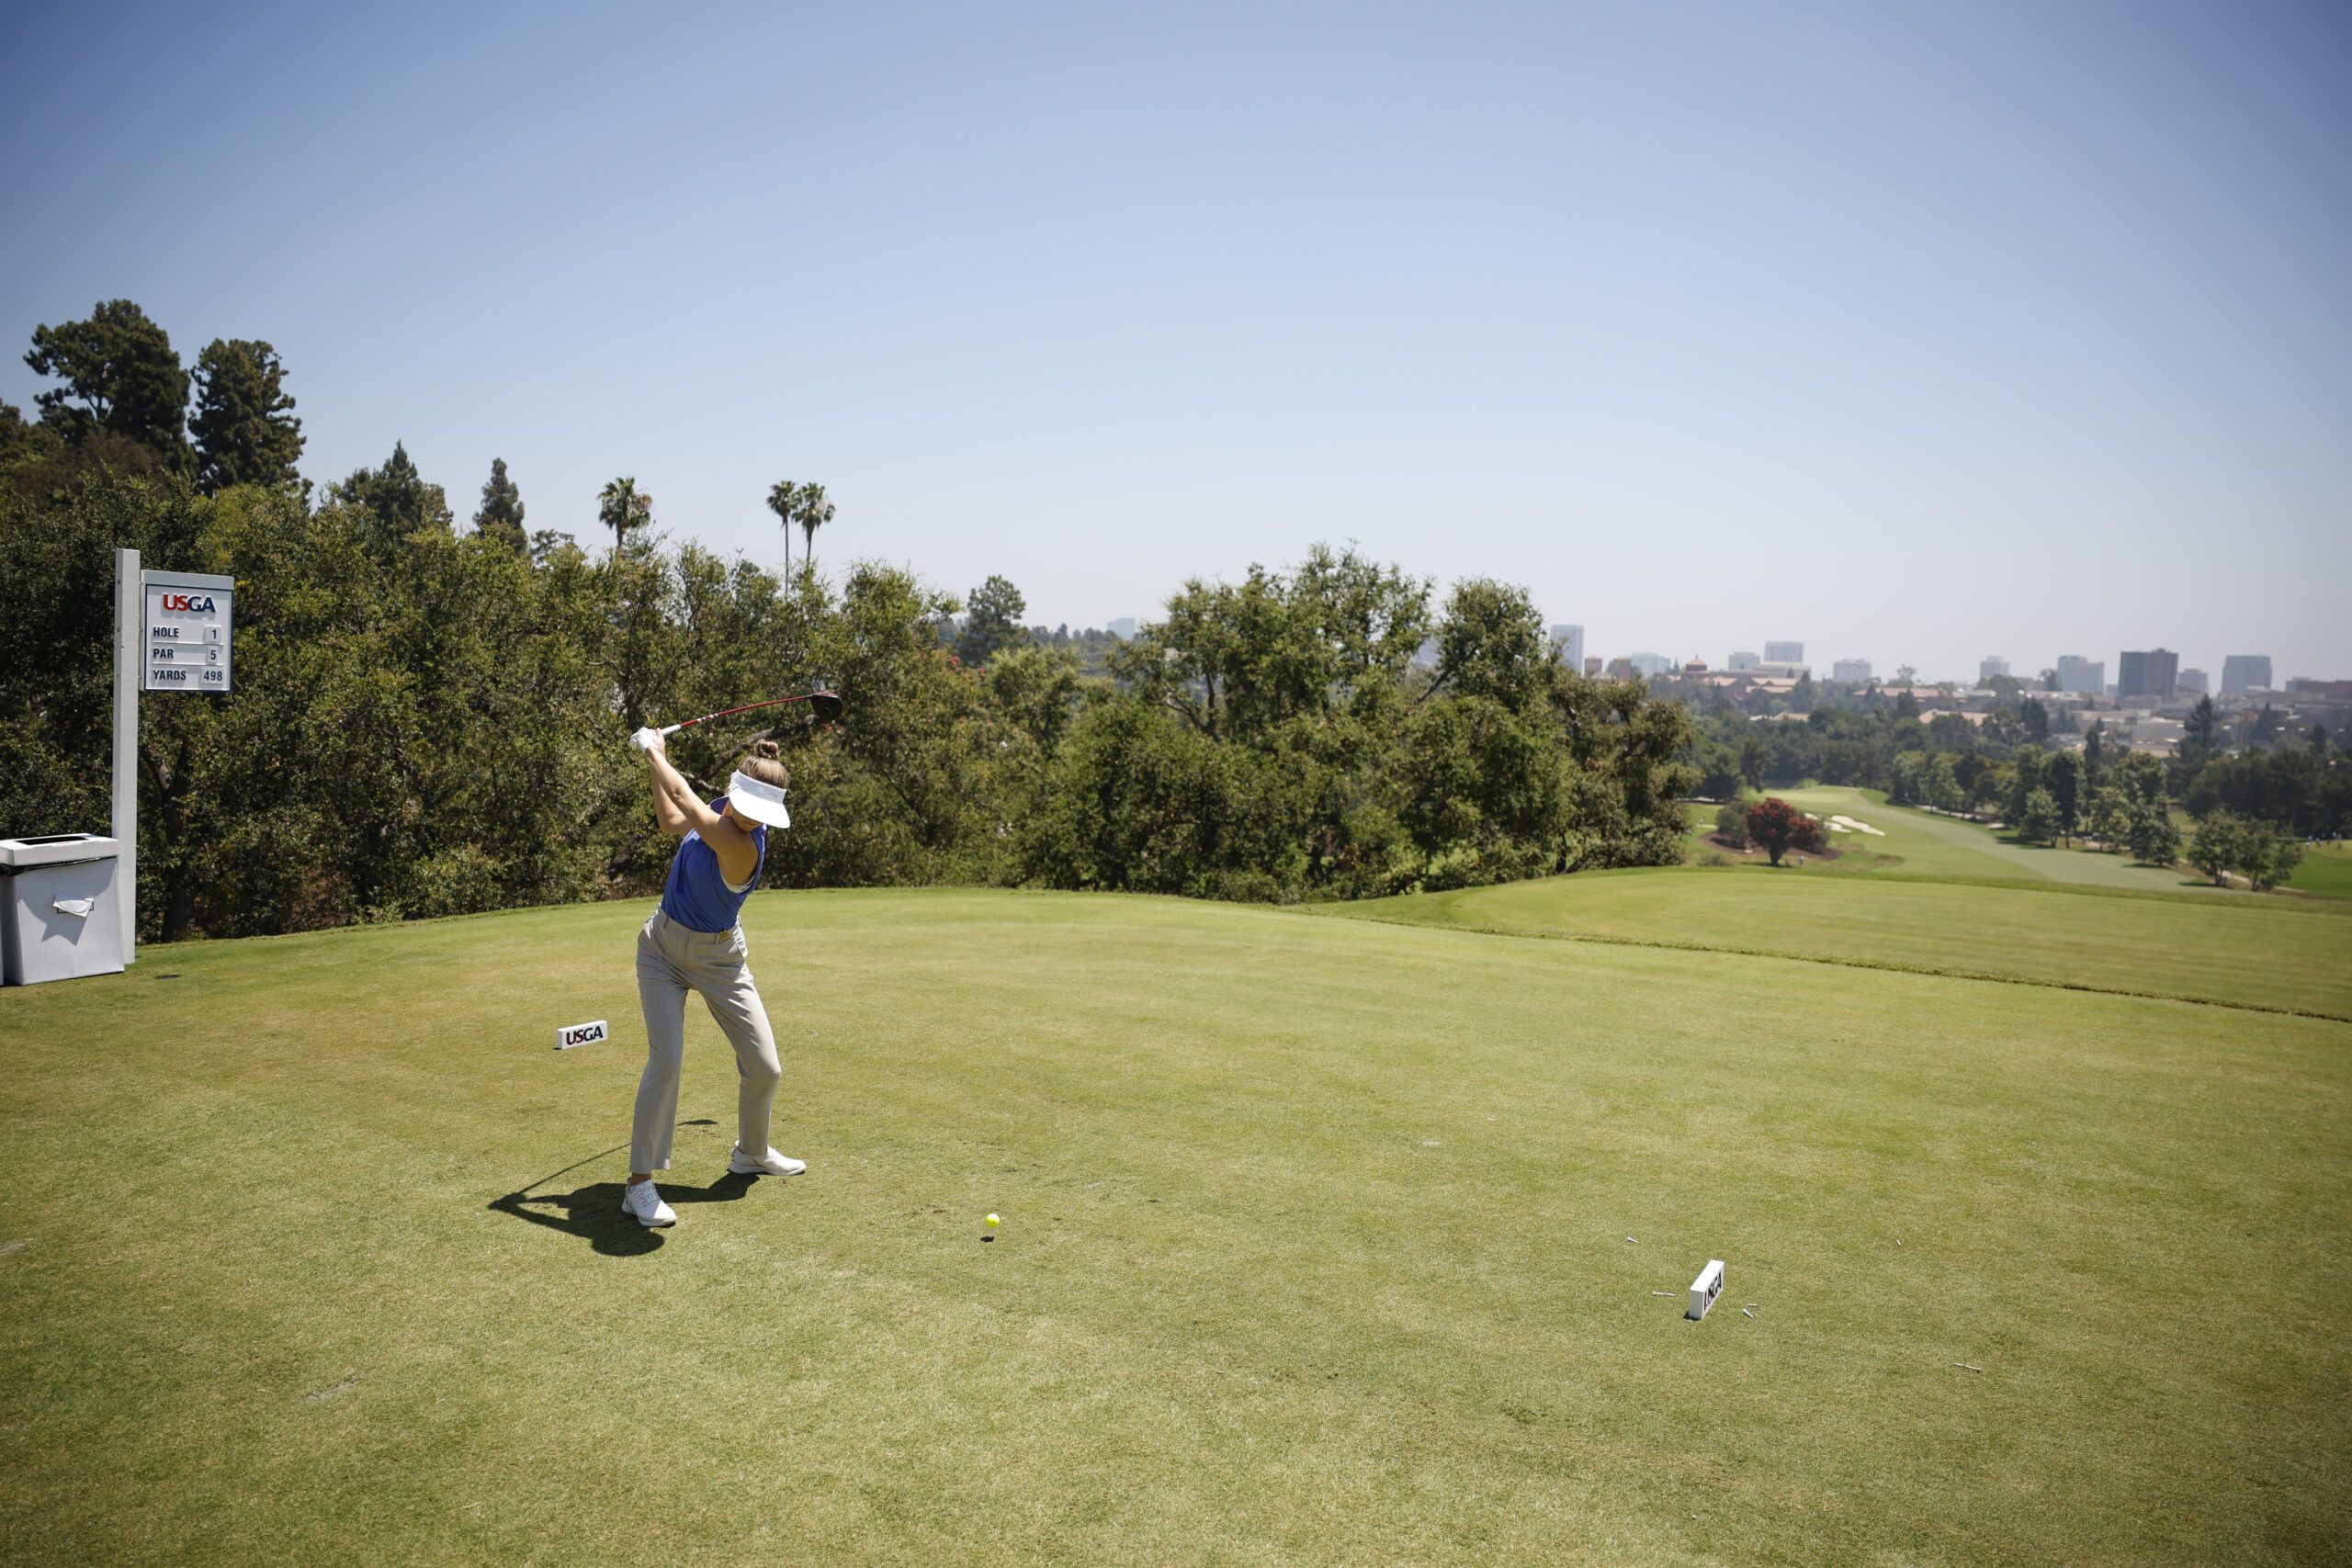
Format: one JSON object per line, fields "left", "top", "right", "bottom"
{"left": 1727, "top": 650, "right": 1759, "bottom": 671}
{"left": 2177, "top": 668, "right": 2209, "bottom": 696}
{"left": 2054, "top": 655, "right": 2104, "bottom": 694}
{"left": 1583, "top": 657, "right": 1602, "bottom": 678}
{"left": 1107, "top": 617, "right": 1136, "bottom": 640}
{"left": 2222, "top": 655, "right": 2272, "bottom": 694}
{"left": 1627, "top": 652, "right": 1674, "bottom": 678}
{"left": 1979, "top": 656, "right": 2009, "bottom": 683}
{"left": 1764, "top": 640, "right": 1804, "bottom": 664}
{"left": 1833, "top": 659, "right": 1872, "bottom": 683}
{"left": 1549, "top": 625, "right": 1585, "bottom": 672}
{"left": 2119, "top": 649, "right": 2179, "bottom": 702}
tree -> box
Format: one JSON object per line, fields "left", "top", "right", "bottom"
{"left": 1713, "top": 798, "right": 1750, "bottom": 850}
{"left": 2188, "top": 814, "right": 2241, "bottom": 886}
{"left": 473, "top": 457, "right": 526, "bottom": 550}
{"left": 1429, "top": 579, "right": 1552, "bottom": 710}
{"left": 2243, "top": 823, "right": 2302, "bottom": 892}
{"left": 765, "top": 479, "right": 833, "bottom": 572}
{"left": 2250, "top": 705, "right": 2282, "bottom": 749}
{"left": 334, "top": 442, "right": 453, "bottom": 557}
{"left": 2126, "top": 797, "right": 2181, "bottom": 865}
{"left": 2004, "top": 746, "right": 2045, "bottom": 826}
{"left": 188, "top": 339, "right": 302, "bottom": 492}
{"left": 2086, "top": 786, "right": 2130, "bottom": 850}
{"left": 2020, "top": 698, "right": 2049, "bottom": 743}
{"left": 2045, "top": 750, "right": 2084, "bottom": 844}
{"left": 955, "top": 575, "right": 1027, "bottom": 666}
{"left": 2018, "top": 787, "right": 2061, "bottom": 845}
{"left": 23, "top": 299, "right": 190, "bottom": 461}
{"left": 1745, "top": 796, "right": 1817, "bottom": 866}
{"left": 2175, "top": 694, "right": 2224, "bottom": 789}
{"left": 2083, "top": 719, "right": 2106, "bottom": 787}
{"left": 597, "top": 476, "right": 652, "bottom": 554}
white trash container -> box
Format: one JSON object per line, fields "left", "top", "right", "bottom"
{"left": 0, "top": 834, "right": 125, "bottom": 986}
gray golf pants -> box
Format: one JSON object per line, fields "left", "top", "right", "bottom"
{"left": 631, "top": 909, "right": 784, "bottom": 1174}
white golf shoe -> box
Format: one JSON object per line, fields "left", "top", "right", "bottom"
{"left": 729, "top": 1145, "right": 807, "bottom": 1178}
{"left": 620, "top": 1180, "right": 677, "bottom": 1227}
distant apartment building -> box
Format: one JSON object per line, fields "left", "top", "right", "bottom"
{"left": 1549, "top": 625, "right": 1585, "bottom": 672}
{"left": 1727, "top": 650, "right": 1760, "bottom": 671}
{"left": 1584, "top": 657, "right": 1602, "bottom": 677}
{"left": 1833, "top": 659, "right": 1872, "bottom": 683}
{"left": 1603, "top": 656, "right": 1637, "bottom": 682}
{"left": 2176, "top": 668, "right": 2209, "bottom": 696}
{"left": 2054, "top": 655, "right": 2104, "bottom": 694}
{"left": 1627, "top": 652, "right": 1675, "bottom": 678}
{"left": 2222, "top": 654, "right": 2272, "bottom": 694}
{"left": 1107, "top": 617, "right": 1136, "bottom": 640}
{"left": 1763, "top": 640, "right": 1804, "bottom": 664}
{"left": 2118, "top": 649, "right": 2179, "bottom": 701}
{"left": 1979, "top": 656, "right": 2009, "bottom": 683}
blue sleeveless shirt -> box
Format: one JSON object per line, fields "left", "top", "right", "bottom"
{"left": 658, "top": 796, "right": 767, "bottom": 932}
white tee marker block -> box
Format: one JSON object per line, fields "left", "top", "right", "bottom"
{"left": 555, "top": 1019, "right": 609, "bottom": 1051}
{"left": 1688, "top": 1259, "right": 1726, "bottom": 1321}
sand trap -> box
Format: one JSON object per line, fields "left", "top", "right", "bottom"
{"left": 1829, "top": 815, "right": 1884, "bottom": 836}
{"left": 1827, "top": 821, "right": 1851, "bottom": 832}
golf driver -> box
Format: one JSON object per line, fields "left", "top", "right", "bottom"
{"left": 634, "top": 691, "right": 843, "bottom": 749}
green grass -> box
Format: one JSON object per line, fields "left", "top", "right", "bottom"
{"left": 1690, "top": 786, "right": 2229, "bottom": 894}
{"left": 1321, "top": 867, "right": 2352, "bottom": 1018}
{"left": 2284, "top": 841, "right": 2352, "bottom": 902}
{"left": 3, "top": 888, "right": 2347, "bottom": 1564}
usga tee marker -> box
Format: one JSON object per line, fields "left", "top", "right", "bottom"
{"left": 555, "top": 1019, "right": 609, "bottom": 1051}
{"left": 1688, "top": 1259, "right": 1726, "bottom": 1321}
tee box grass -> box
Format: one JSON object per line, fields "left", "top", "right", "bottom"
{"left": 2, "top": 885, "right": 2346, "bottom": 1565}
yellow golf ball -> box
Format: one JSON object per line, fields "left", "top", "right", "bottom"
{"left": 985, "top": 1213, "right": 1001, "bottom": 1229}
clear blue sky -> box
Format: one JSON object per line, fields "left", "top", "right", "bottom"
{"left": 6, "top": 1, "right": 2347, "bottom": 683}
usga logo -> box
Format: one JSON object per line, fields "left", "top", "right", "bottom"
{"left": 554, "top": 1018, "right": 609, "bottom": 1051}
{"left": 159, "top": 592, "right": 217, "bottom": 613}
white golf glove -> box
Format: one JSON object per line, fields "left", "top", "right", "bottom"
{"left": 630, "top": 726, "right": 666, "bottom": 754}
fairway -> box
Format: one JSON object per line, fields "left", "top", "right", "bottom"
{"left": 2285, "top": 841, "right": 2352, "bottom": 901}
{"left": 3, "top": 888, "right": 2346, "bottom": 1565}
{"left": 1693, "top": 786, "right": 2229, "bottom": 894}
{"left": 1326, "top": 866, "right": 2352, "bottom": 1018}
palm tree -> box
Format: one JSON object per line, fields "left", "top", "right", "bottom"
{"left": 765, "top": 480, "right": 796, "bottom": 573}
{"left": 797, "top": 482, "right": 834, "bottom": 571}
{"left": 765, "top": 479, "right": 835, "bottom": 574}
{"left": 597, "top": 477, "right": 651, "bottom": 556}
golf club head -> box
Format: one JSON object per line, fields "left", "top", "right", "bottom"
{"left": 808, "top": 691, "right": 844, "bottom": 724}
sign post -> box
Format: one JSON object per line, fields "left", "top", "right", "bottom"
{"left": 112, "top": 556, "right": 235, "bottom": 961}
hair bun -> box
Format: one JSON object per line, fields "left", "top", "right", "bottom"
{"left": 751, "top": 739, "right": 782, "bottom": 760}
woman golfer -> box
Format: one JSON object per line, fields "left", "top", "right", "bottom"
{"left": 620, "top": 728, "right": 803, "bottom": 1227}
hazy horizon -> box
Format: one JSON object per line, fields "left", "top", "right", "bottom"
{"left": 5, "top": 2, "right": 2346, "bottom": 685}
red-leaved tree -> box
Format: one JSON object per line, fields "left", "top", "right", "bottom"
{"left": 1746, "top": 797, "right": 1825, "bottom": 866}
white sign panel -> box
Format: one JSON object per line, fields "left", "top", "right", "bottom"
{"left": 1687, "top": 1258, "right": 1725, "bottom": 1321}
{"left": 143, "top": 572, "right": 233, "bottom": 694}
{"left": 555, "top": 1019, "right": 609, "bottom": 1051}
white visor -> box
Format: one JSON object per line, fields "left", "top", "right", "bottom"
{"left": 726, "top": 771, "right": 792, "bottom": 829}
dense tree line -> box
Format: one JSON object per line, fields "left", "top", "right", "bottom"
{"left": 4, "top": 302, "right": 1696, "bottom": 941}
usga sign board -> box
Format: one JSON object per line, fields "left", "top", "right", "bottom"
{"left": 142, "top": 570, "right": 234, "bottom": 693}
{"left": 555, "top": 1019, "right": 609, "bottom": 1051}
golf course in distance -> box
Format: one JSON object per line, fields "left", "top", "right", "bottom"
{"left": 4, "top": 881, "right": 2346, "bottom": 1565}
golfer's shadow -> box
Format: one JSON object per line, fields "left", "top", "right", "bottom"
{"left": 487, "top": 1120, "right": 752, "bottom": 1257}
